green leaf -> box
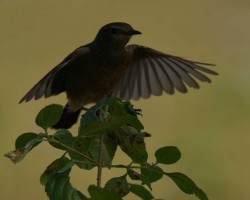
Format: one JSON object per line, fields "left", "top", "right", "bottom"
{"left": 108, "top": 98, "right": 143, "bottom": 130}
{"left": 88, "top": 185, "right": 122, "bottom": 200}
{"left": 45, "top": 167, "right": 87, "bottom": 200}
{"left": 5, "top": 133, "right": 44, "bottom": 163}
{"left": 127, "top": 169, "right": 141, "bottom": 180}
{"left": 155, "top": 146, "right": 181, "bottom": 165}
{"left": 35, "top": 104, "right": 63, "bottom": 131}
{"left": 40, "top": 156, "right": 74, "bottom": 186}
{"left": 80, "top": 97, "right": 110, "bottom": 125}
{"left": 100, "top": 135, "right": 117, "bottom": 167}
{"left": 129, "top": 184, "right": 154, "bottom": 200}
{"left": 141, "top": 165, "right": 163, "bottom": 184}
{"left": 69, "top": 133, "right": 117, "bottom": 170}
{"left": 79, "top": 115, "right": 143, "bottom": 137}
{"left": 48, "top": 129, "right": 75, "bottom": 150}
{"left": 79, "top": 120, "right": 112, "bottom": 136}
{"left": 127, "top": 169, "right": 152, "bottom": 190}
{"left": 79, "top": 98, "right": 143, "bottom": 136}
{"left": 116, "top": 126, "right": 148, "bottom": 164}
{"left": 105, "top": 176, "right": 130, "bottom": 197}
{"left": 15, "top": 132, "right": 42, "bottom": 149}
{"left": 69, "top": 136, "right": 96, "bottom": 170}
{"left": 165, "top": 172, "right": 208, "bottom": 200}
{"left": 43, "top": 157, "right": 86, "bottom": 200}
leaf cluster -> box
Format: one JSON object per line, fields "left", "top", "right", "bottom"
{"left": 5, "top": 98, "right": 208, "bottom": 200}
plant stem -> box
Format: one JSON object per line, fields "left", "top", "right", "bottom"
{"left": 109, "top": 164, "right": 149, "bottom": 169}
{"left": 97, "top": 133, "right": 105, "bottom": 187}
{"left": 47, "top": 137, "right": 97, "bottom": 164}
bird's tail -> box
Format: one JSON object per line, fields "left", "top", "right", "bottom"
{"left": 52, "top": 104, "right": 81, "bottom": 129}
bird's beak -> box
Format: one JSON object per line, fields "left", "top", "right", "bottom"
{"left": 127, "top": 29, "right": 142, "bottom": 36}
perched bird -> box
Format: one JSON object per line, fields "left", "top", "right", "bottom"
{"left": 20, "top": 22, "right": 218, "bottom": 129}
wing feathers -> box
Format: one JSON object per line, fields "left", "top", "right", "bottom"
{"left": 113, "top": 45, "right": 217, "bottom": 100}
{"left": 19, "top": 46, "right": 90, "bottom": 103}
{"left": 161, "top": 58, "right": 187, "bottom": 93}
{"left": 154, "top": 59, "right": 174, "bottom": 94}
{"left": 19, "top": 63, "right": 65, "bottom": 103}
{"left": 140, "top": 60, "right": 151, "bottom": 99}
{"left": 170, "top": 58, "right": 212, "bottom": 82}
{"left": 163, "top": 58, "right": 200, "bottom": 89}
{"left": 146, "top": 59, "right": 163, "bottom": 96}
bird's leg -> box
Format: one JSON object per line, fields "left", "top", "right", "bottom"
{"left": 134, "top": 108, "right": 142, "bottom": 116}
{"left": 126, "top": 103, "right": 142, "bottom": 117}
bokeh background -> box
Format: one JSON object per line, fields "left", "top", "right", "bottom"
{"left": 1, "top": 0, "right": 250, "bottom": 199}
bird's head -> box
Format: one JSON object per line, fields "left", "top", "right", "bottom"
{"left": 94, "top": 22, "right": 141, "bottom": 48}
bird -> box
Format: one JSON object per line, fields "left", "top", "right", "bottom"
{"left": 19, "top": 22, "right": 218, "bottom": 129}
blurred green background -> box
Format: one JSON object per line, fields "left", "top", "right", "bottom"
{"left": 1, "top": 1, "right": 250, "bottom": 199}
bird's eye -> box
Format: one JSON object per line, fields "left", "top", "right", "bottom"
{"left": 111, "top": 28, "right": 119, "bottom": 35}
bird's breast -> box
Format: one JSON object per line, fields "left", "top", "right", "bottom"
{"left": 65, "top": 50, "right": 130, "bottom": 109}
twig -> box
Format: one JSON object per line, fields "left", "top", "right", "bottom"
{"left": 108, "top": 164, "right": 150, "bottom": 169}
{"left": 97, "top": 133, "right": 105, "bottom": 187}
{"left": 47, "top": 137, "right": 97, "bottom": 164}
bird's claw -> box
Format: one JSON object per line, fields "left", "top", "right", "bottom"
{"left": 134, "top": 108, "right": 142, "bottom": 116}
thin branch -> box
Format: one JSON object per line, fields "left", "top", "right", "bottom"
{"left": 108, "top": 164, "right": 151, "bottom": 169}
{"left": 46, "top": 137, "right": 97, "bottom": 164}
{"left": 97, "top": 133, "right": 105, "bottom": 187}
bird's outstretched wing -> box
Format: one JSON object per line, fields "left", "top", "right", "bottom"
{"left": 19, "top": 46, "right": 90, "bottom": 103}
{"left": 112, "top": 45, "right": 218, "bottom": 100}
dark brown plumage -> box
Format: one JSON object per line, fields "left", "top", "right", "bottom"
{"left": 20, "top": 22, "right": 218, "bottom": 129}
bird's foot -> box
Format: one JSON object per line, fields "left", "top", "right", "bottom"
{"left": 134, "top": 108, "right": 142, "bottom": 116}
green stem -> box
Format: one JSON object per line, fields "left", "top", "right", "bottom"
{"left": 46, "top": 137, "right": 97, "bottom": 164}
{"left": 108, "top": 164, "right": 148, "bottom": 169}
{"left": 97, "top": 133, "right": 105, "bottom": 187}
